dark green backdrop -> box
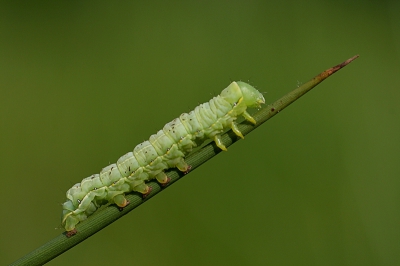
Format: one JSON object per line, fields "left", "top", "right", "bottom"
{"left": 1, "top": 1, "right": 399, "bottom": 265}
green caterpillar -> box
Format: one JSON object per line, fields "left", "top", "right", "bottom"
{"left": 61, "top": 81, "right": 265, "bottom": 237}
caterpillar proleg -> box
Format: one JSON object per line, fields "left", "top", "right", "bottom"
{"left": 61, "top": 81, "right": 265, "bottom": 237}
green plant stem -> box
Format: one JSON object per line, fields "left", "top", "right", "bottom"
{"left": 9, "top": 55, "right": 359, "bottom": 266}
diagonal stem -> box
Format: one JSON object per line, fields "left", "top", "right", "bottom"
{"left": 9, "top": 55, "right": 359, "bottom": 266}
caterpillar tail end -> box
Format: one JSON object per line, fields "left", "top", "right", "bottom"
{"left": 66, "top": 229, "right": 77, "bottom": 238}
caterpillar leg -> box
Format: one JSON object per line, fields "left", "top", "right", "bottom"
{"left": 133, "top": 183, "right": 153, "bottom": 198}
{"left": 155, "top": 171, "right": 171, "bottom": 187}
{"left": 242, "top": 111, "right": 257, "bottom": 125}
{"left": 64, "top": 213, "right": 80, "bottom": 237}
{"left": 114, "top": 194, "right": 130, "bottom": 211}
{"left": 231, "top": 122, "right": 244, "bottom": 139}
{"left": 175, "top": 158, "right": 192, "bottom": 174}
{"left": 66, "top": 229, "right": 78, "bottom": 238}
{"left": 213, "top": 135, "right": 227, "bottom": 151}
{"left": 183, "top": 165, "right": 192, "bottom": 174}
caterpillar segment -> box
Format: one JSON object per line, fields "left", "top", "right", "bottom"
{"left": 61, "top": 81, "right": 265, "bottom": 236}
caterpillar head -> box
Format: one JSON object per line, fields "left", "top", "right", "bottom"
{"left": 221, "top": 81, "right": 265, "bottom": 108}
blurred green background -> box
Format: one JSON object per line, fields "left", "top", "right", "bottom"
{"left": 1, "top": 1, "right": 399, "bottom": 265}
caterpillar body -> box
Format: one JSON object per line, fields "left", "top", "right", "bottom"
{"left": 62, "top": 81, "right": 265, "bottom": 237}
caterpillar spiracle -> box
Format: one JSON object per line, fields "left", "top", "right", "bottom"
{"left": 61, "top": 81, "right": 265, "bottom": 237}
